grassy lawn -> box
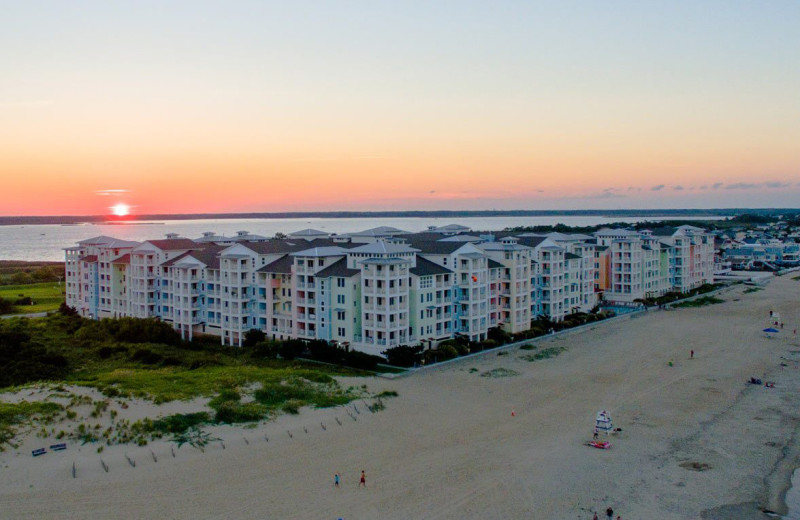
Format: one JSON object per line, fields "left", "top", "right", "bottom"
{"left": 0, "top": 282, "right": 65, "bottom": 314}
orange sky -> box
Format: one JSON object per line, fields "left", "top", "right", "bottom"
{"left": 1, "top": 2, "right": 798, "bottom": 216}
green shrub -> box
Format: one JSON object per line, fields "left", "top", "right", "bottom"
{"left": 381, "top": 345, "right": 423, "bottom": 367}
{"left": 278, "top": 339, "right": 306, "bottom": 360}
{"left": 214, "top": 401, "right": 267, "bottom": 424}
{"left": 151, "top": 412, "right": 211, "bottom": 434}
{"left": 437, "top": 345, "right": 458, "bottom": 361}
{"left": 243, "top": 329, "right": 266, "bottom": 347}
{"left": 341, "top": 350, "right": 381, "bottom": 371}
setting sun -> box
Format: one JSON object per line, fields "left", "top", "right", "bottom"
{"left": 110, "top": 203, "right": 130, "bottom": 217}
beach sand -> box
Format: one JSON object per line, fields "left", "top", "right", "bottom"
{"left": 2, "top": 276, "right": 799, "bottom": 519}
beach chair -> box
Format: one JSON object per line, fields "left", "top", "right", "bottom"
{"left": 50, "top": 443, "right": 67, "bottom": 451}
{"left": 32, "top": 448, "right": 47, "bottom": 457}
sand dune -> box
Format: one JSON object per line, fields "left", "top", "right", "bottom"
{"left": 2, "top": 277, "right": 799, "bottom": 519}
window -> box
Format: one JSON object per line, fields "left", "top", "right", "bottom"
{"left": 337, "top": 294, "right": 345, "bottom": 304}
{"left": 338, "top": 327, "right": 346, "bottom": 336}
{"left": 337, "top": 311, "right": 346, "bottom": 320}
{"left": 337, "top": 278, "right": 346, "bottom": 288}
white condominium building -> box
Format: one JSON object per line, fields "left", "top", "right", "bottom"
{"left": 65, "top": 224, "right": 714, "bottom": 354}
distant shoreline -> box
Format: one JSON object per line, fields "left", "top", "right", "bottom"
{"left": 1, "top": 208, "right": 797, "bottom": 226}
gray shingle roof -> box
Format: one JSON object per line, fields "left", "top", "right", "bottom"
{"left": 405, "top": 238, "right": 465, "bottom": 254}
{"left": 258, "top": 254, "right": 293, "bottom": 274}
{"left": 315, "top": 258, "right": 361, "bottom": 278}
{"left": 348, "top": 241, "right": 419, "bottom": 254}
{"left": 410, "top": 257, "right": 452, "bottom": 277}
{"left": 291, "top": 246, "right": 350, "bottom": 257}
{"left": 146, "top": 239, "right": 198, "bottom": 250}
{"left": 487, "top": 259, "right": 504, "bottom": 269}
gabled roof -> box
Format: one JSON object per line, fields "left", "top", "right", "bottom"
{"left": 410, "top": 257, "right": 452, "bottom": 277}
{"left": 405, "top": 238, "right": 465, "bottom": 255}
{"left": 159, "top": 245, "right": 226, "bottom": 269}
{"left": 79, "top": 255, "right": 97, "bottom": 262}
{"left": 232, "top": 231, "right": 269, "bottom": 241}
{"left": 515, "top": 236, "right": 547, "bottom": 248}
{"left": 479, "top": 241, "right": 530, "bottom": 252}
{"left": 160, "top": 251, "right": 194, "bottom": 267}
{"left": 77, "top": 236, "right": 140, "bottom": 248}
{"left": 258, "top": 254, "right": 293, "bottom": 274}
{"left": 487, "top": 259, "right": 504, "bottom": 269}
{"left": 438, "top": 235, "right": 482, "bottom": 242}
{"left": 565, "top": 252, "right": 582, "bottom": 260}
{"left": 237, "top": 240, "right": 306, "bottom": 255}
{"left": 315, "top": 258, "right": 361, "bottom": 278}
{"left": 194, "top": 232, "right": 233, "bottom": 243}
{"left": 676, "top": 224, "right": 706, "bottom": 233}
{"left": 145, "top": 239, "right": 198, "bottom": 251}
{"left": 111, "top": 254, "right": 131, "bottom": 264}
{"left": 348, "top": 241, "right": 419, "bottom": 255}
{"left": 429, "top": 223, "right": 471, "bottom": 233}
{"left": 291, "top": 246, "right": 350, "bottom": 257}
{"left": 648, "top": 226, "right": 677, "bottom": 237}
{"left": 347, "top": 226, "right": 410, "bottom": 237}
{"left": 289, "top": 228, "right": 328, "bottom": 237}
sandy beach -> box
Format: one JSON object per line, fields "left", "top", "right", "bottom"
{"left": 2, "top": 276, "right": 799, "bottom": 519}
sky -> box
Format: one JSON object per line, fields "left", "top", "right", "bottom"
{"left": 1, "top": 1, "right": 799, "bottom": 216}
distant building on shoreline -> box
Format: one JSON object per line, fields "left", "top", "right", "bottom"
{"left": 65, "top": 224, "right": 714, "bottom": 354}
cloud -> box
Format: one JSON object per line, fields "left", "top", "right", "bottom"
{"left": 725, "top": 183, "right": 760, "bottom": 190}
{"left": 711, "top": 182, "right": 724, "bottom": 190}
{"left": 699, "top": 185, "right": 708, "bottom": 190}
{"left": 721, "top": 181, "right": 792, "bottom": 190}
{"left": 673, "top": 185, "right": 684, "bottom": 191}
{"left": 651, "top": 184, "right": 665, "bottom": 191}
{"left": 95, "top": 189, "right": 130, "bottom": 196}
{"left": 591, "top": 191, "right": 626, "bottom": 199}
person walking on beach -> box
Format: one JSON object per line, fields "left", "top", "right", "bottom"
{"left": 359, "top": 470, "right": 366, "bottom": 487}
{"left": 593, "top": 427, "right": 599, "bottom": 440}
{"left": 593, "top": 513, "right": 598, "bottom": 520}
{"left": 606, "top": 507, "right": 614, "bottom": 519}
{"left": 334, "top": 472, "right": 340, "bottom": 488}
{"left": 690, "top": 349, "right": 694, "bottom": 359}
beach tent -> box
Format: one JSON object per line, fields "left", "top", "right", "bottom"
{"left": 595, "top": 410, "right": 613, "bottom": 435}
{"left": 763, "top": 327, "right": 779, "bottom": 338}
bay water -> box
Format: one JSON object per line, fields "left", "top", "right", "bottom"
{"left": 0, "top": 215, "right": 727, "bottom": 262}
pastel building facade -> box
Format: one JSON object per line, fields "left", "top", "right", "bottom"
{"left": 593, "top": 225, "right": 715, "bottom": 303}
{"left": 65, "top": 224, "right": 713, "bottom": 354}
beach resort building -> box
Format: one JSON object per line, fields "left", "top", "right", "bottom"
{"left": 64, "top": 224, "right": 715, "bottom": 354}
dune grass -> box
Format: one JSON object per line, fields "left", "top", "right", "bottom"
{"left": 673, "top": 296, "right": 724, "bottom": 308}
{"left": 0, "top": 401, "right": 63, "bottom": 450}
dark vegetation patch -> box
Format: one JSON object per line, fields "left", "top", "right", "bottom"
{"left": 680, "top": 461, "right": 712, "bottom": 471}
{"left": 673, "top": 296, "right": 724, "bottom": 308}
{"left": 519, "top": 346, "right": 566, "bottom": 362}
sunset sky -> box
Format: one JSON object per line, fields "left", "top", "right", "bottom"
{"left": 2, "top": 1, "right": 799, "bottom": 216}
